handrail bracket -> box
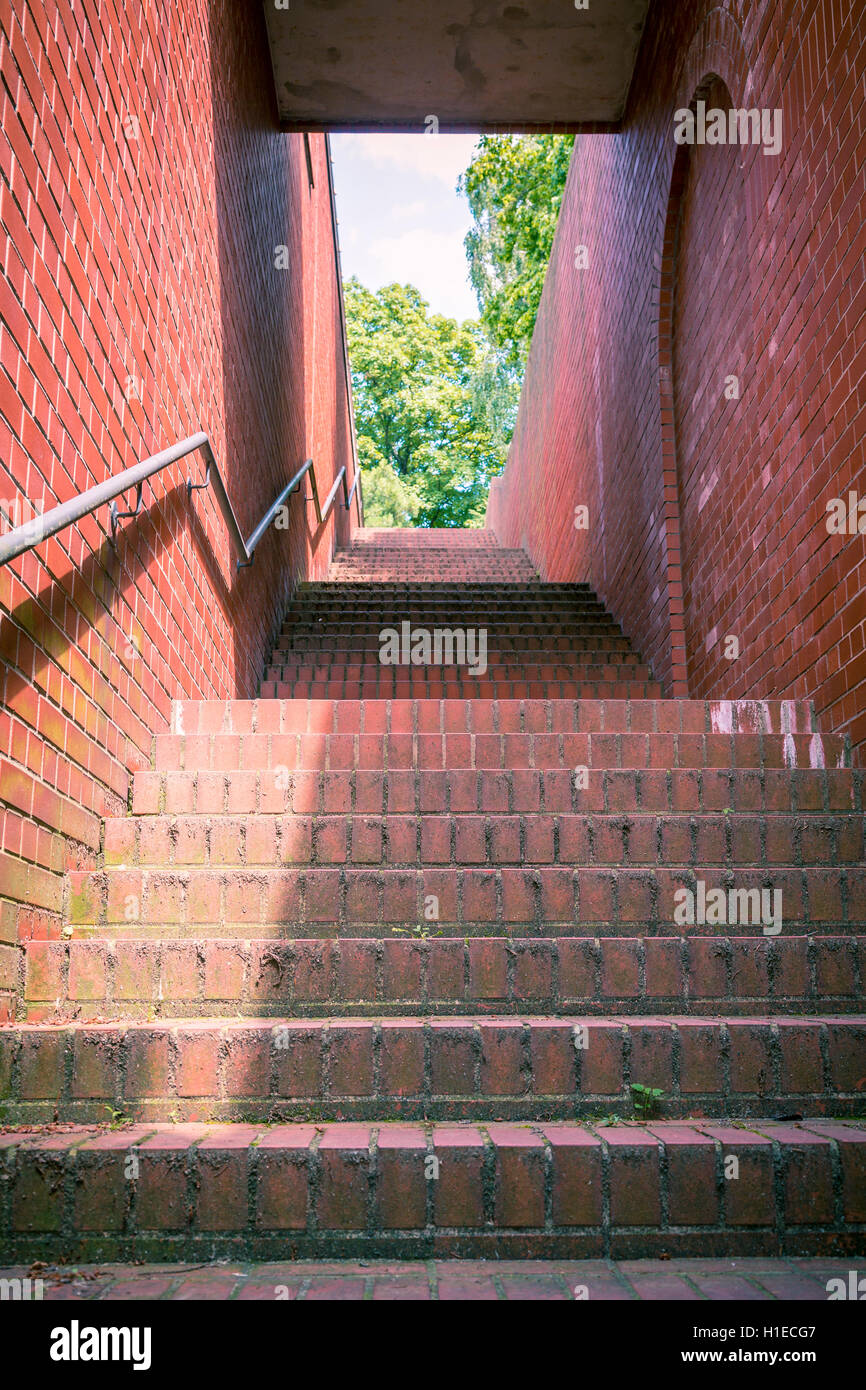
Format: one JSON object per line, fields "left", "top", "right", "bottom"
{"left": 109, "top": 482, "right": 144, "bottom": 544}
{"left": 187, "top": 464, "right": 211, "bottom": 500}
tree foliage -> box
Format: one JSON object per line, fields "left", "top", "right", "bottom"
{"left": 345, "top": 134, "right": 573, "bottom": 527}
{"left": 344, "top": 278, "right": 506, "bottom": 528}
{"left": 459, "top": 134, "right": 574, "bottom": 374}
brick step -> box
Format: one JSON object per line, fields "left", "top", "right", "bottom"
{"left": 26, "top": 936, "right": 865, "bottom": 1019}
{"left": 134, "top": 768, "right": 862, "bottom": 819}
{"left": 325, "top": 550, "right": 532, "bottom": 560}
{"left": 281, "top": 606, "right": 620, "bottom": 621}
{"left": 65, "top": 864, "right": 866, "bottom": 935}
{"left": 338, "top": 551, "right": 516, "bottom": 562}
{"left": 306, "top": 565, "right": 583, "bottom": 575}
{"left": 344, "top": 528, "right": 503, "bottom": 546}
{"left": 292, "top": 612, "right": 603, "bottom": 627}
{"left": 280, "top": 628, "right": 625, "bottom": 642}
{"left": 286, "top": 587, "right": 607, "bottom": 600}
{"left": 163, "top": 697, "right": 822, "bottom": 737}
{"left": 276, "top": 628, "right": 640, "bottom": 644}
{"left": 1, "top": 1119, "right": 862, "bottom": 1260}
{"left": 102, "top": 812, "right": 866, "bottom": 869}
{"left": 303, "top": 579, "right": 594, "bottom": 589}
{"left": 265, "top": 664, "right": 653, "bottom": 682}
{"left": 327, "top": 545, "right": 537, "bottom": 558}
{"left": 281, "top": 623, "right": 625, "bottom": 637}
{"left": 282, "top": 614, "right": 621, "bottom": 628}
{"left": 323, "top": 569, "right": 544, "bottom": 580}
{"left": 327, "top": 566, "right": 541, "bottom": 582}
{"left": 336, "top": 534, "right": 515, "bottom": 544}
{"left": 277, "top": 641, "right": 629, "bottom": 659}
{"left": 327, "top": 548, "right": 536, "bottom": 561}
{"left": 2, "top": 1015, "right": 864, "bottom": 1124}
{"left": 155, "top": 729, "right": 846, "bottom": 773}
{"left": 269, "top": 651, "right": 647, "bottom": 668}
{"left": 314, "top": 545, "right": 541, "bottom": 556}
{"left": 284, "top": 592, "right": 608, "bottom": 603}
{"left": 266, "top": 668, "right": 653, "bottom": 688}
{"left": 275, "top": 639, "right": 642, "bottom": 656}
{"left": 345, "top": 528, "right": 503, "bottom": 544}
{"left": 261, "top": 682, "right": 664, "bottom": 701}
{"left": 300, "top": 587, "right": 593, "bottom": 599}
{"left": 322, "top": 543, "right": 549, "bottom": 556}
{"left": 293, "top": 575, "right": 594, "bottom": 586}
{"left": 284, "top": 598, "right": 611, "bottom": 612}
{"left": 10, "top": 1256, "right": 860, "bottom": 1299}
{"left": 327, "top": 547, "right": 535, "bottom": 560}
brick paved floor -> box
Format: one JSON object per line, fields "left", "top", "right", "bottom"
{"left": 0, "top": 1258, "right": 859, "bottom": 1300}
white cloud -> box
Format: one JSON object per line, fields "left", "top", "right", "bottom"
{"left": 366, "top": 226, "right": 477, "bottom": 321}
{"left": 330, "top": 132, "right": 481, "bottom": 320}
{"left": 338, "top": 133, "right": 480, "bottom": 190}
{"left": 392, "top": 199, "right": 429, "bottom": 220}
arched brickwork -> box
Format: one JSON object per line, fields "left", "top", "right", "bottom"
{"left": 657, "top": 144, "right": 691, "bottom": 696}
{"left": 655, "top": 10, "right": 756, "bottom": 698}
{"left": 660, "top": 72, "right": 757, "bottom": 695}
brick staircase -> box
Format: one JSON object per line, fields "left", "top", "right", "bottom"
{"left": 1, "top": 527, "right": 864, "bottom": 1261}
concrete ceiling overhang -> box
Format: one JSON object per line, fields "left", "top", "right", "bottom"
{"left": 263, "top": 1, "right": 651, "bottom": 132}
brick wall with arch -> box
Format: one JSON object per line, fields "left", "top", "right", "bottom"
{"left": 488, "top": 0, "right": 866, "bottom": 761}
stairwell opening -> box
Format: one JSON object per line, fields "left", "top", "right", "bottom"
{"left": 329, "top": 131, "right": 574, "bottom": 530}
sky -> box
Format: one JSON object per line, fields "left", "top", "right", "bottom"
{"left": 330, "top": 133, "right": 482, "bottom": 323}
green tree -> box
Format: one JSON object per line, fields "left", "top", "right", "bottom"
{"left": 459, "top": 134, "right": 574, "bottom": 375}
{"left": 344, "top": 278, "right": 506, "bottom": 528}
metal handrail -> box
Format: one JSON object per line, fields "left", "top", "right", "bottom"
{"left": 305, "top": 460, "right": 362, "bottom": 526}
{"left": 0, "top": 432, "right": 358, "bottom": 572}
{"left": 1, "top": 146, "right": 362, "bottom": 571}
{"left": 345, "top": 468, "right": 361, "bottom": 512}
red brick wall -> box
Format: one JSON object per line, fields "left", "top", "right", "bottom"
{"left": 488, "top": 0, "right": 866, "bottom": 761}
{"left": 0, "top": 0, "right": 357, "bottom": 1015}
{"left": 673, "top": 74, "right": 756, "bottom": 702}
